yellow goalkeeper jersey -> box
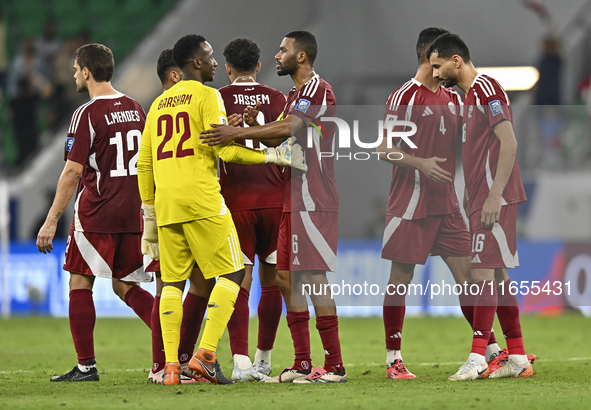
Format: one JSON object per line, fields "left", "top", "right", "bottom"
{"left": 138, "top": 80, "right": 266, "bottom": 226}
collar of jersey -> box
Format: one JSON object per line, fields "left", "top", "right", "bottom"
{"left": 93, "top": 92, "right": 124, "bottom": 100}
{"left": 231, "top": 80, "right": 259, "bottom": 86}
{"left": 470, "top": 73, "right": 483, "bottom": 90}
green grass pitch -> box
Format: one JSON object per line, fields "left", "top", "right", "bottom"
{"left": 1, "top": 314, "right": 590, "bottom": 409}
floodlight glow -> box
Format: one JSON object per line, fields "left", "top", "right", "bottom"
{"left": 476, "top": 66, "right": 539, "bottom": 91}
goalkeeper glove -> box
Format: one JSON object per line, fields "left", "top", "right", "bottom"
{"left": 141, "top": 204, "right": 159, "bottom": 260}
{"left": 263, "top": 136, "right": 308, "bottom": 172}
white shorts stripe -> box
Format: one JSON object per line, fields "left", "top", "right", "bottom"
{"left": 299, "top": 211, "right": 337, "bottom": 272}
{"left": 382, "top": 216, "right": 402, "bottom": 248}
{"left": 264, "top": 250, "right": 277, "bottom": 264}
{"left": 491, "top": 223, "right": 518, "bottom": 268}
{"left": 73, "top": 231, "right": 112, "bottom": 278}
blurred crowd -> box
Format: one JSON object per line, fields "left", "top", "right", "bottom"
{"left": 0, "top": 11, "right": 88, "bottom": 172}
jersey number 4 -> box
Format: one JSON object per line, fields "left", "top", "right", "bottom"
{"left": 157, "top": 112, "right": 194, "bottom": 160}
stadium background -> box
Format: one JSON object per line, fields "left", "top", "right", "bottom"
{"left": 1, "top": 0, "right": 591, "bottom": 318}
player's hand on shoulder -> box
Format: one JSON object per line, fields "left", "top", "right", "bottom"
{"left": 36, "top": 221, "right": 57, "bottom": 254}
{"left": 227, "top": 113, "right": 243, "bottom": 128}
{"left": 480, "top": 195, "right": 502, "bottom": 230}
{"left": 243, "top": 101, "right": 261, "bottom": 127}
{"left": 418, "top": 157, "right": 452, "bottom": 184}
{"left": 263, "top": 136, "right": 307, "bottom": 172}
{"left": 200, "top": 124, "right": 240, "bottom": 146}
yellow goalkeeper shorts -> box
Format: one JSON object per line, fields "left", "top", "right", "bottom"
{"left": 158, "top": 212, "right": 244, "bottom": 282}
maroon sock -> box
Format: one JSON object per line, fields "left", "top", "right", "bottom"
{"left": 151, "top": 296, "right": 165, "bottom": 373}
{"left": 471, "top": 281, "right": 497, "bottom": 356}
{"left": 227, "top": 287, "right": 249, "bottom": 357}
{"left": 316, "top": 315, "right": 344, "bottom": 372}
{"left": 458, "top": 291, "right": 475, "bottom": 327}
{"left": 69, "top": 289, "right": 96, "bottom": 365}
{"left": 178, "top": 292, "right": 208, "bottom": 364}
{"left": 286, "top": 311, "right": 311, "bottom": 371}
{"left": 257, "top": 285, "right": 282, "bottom": 351}
{"left": 497, "top": 280, "right": 525, "bottom": 355}
{"left": 124, "top": 286, "right": 154, "bottom": 328}
{"left": 383, "top": 291, "right": 406, "bottom": 351}
{"left": 488, "top": 330, "right": 498, "bottom": 345}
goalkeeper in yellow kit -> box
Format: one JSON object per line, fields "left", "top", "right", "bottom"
{"left": 137, "top": 34, "right": 305, "bottom": 385}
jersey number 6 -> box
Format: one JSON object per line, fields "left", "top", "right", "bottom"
{"left": 157, "top": 112, "right": 194, "bottom": 160}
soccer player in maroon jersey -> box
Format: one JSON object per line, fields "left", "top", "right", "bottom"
{"left": 428, "top": 33, "right": 534, "bottom": 379}
{"left": 145, "top": 48, "right": 215, "bottom": 384}
{"left": 200, "top": 31, "right": 346, "bottom": 383}
{"left": 36, "top": 44, "right": 155, "bottom": 382}
{"left": 377, "top": 27, "right": 473, "bottom": 380}
{"left": 218, "top": 38, "right": 286, "bottom": 382}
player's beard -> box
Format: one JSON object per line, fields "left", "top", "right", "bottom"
{"left": 277, "top": 55, "right": 297, "bottom": 76}
{"left": 438, "top": 70, "right": 458, "bottom": 88}
{"left": 76, "top": 79, "right": 88, "bottom": 93}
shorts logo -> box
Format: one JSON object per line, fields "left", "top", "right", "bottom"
{"left": 292, "top": 256, "right": 300, "bottom": 265}
{"left": 65, "top": 137, "right": 75, "bottom": 152}
{"left": 219, "top": 116, "right": 227, "bottom": 125}
{"left": 488, "top": 100, "right": 503, "bottom": 117}
{"left": 294, "top": 98, "right": 311, "bottom": 113}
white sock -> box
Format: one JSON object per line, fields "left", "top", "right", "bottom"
{"left": 78, "top": 362, "right": 96, "bottom": 372}
{"left": 509, "top": 354, "right": 528, "bottom": 365}
{"left": 386, "top": 349, "right": 402, "bottom": 366}
{"left": 485, "top": 343, "right": 502, "bottom": 362}
{"left": 254, "top": 349, "right": 271, "bottom": 366}
{"left": 233, "top": 354, "right": 252, "bottom": 370}
{"left": 468, "top": 352, "right": 486, "bottom": 365}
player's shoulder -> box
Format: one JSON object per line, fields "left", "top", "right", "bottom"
{"left": 300, "top": 74, "right": 328, "bottom": 99}
{"left": 386, "top": 78, "right": 421, "bottom": 110}
{"left": 441, "top": 86, "right": 463, "bottom": 104}
{"left": 471, "top": 74, "right": 507, "bottom": 100}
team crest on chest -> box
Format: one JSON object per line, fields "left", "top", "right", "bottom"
{"left": 448, "top": 102, "right": 456, "bottom": 115}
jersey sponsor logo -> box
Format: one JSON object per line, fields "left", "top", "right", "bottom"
{"left": 294, "top": 98, "right": 311, "bottom": 113}
{"left": 65, "top": 136, "right": 75, "bottom": 152}
{"left": 448, "top": 102, "right": 456, "bottom": 114}
{"left": 422, "top": 106, "right": 433, "bottom": 117}
{"left": 488, "top": 99, "right": 503, "bottom": 116}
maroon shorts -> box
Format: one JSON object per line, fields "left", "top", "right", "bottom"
{"left": 381, "top": 210, "right": 471, "bottom": 265}
{"left": 277, "top": 211, "right": 338, "bottom": 272}
{"left": 64, "top": 227, "right": 151, "bottom": 282}
{"left": 231, "top": 208, "right": 282, "bottom": 265}
{"left": 468, "top": 204, "right": 519, "bottom": 269}
{"left": 144, "top": 256, "right": 160, "bottom": 273}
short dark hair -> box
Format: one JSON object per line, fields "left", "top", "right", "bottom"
{"left": 74, "top": 43, "right": 114, "bottom": 82}
{"left": 427, "top": 33, "right": 471, "bottom": 63}
{"left": 416, "top": 27, "right": 449, "bottom": 62}
{"left": 156, "top": 48, "right": 179, "bottom": 84}
{"left": 172, "top": 34, "right": 207, "bottom": 69}
{"left": 285, "top": 30, "right": 317, "bottom": 64}
{"left": 223, "top": 38, "right": 261, "bottom": 73}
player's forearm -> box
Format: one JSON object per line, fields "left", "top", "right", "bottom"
{"left": 215, "top": 143, "right": 266, "bottom": 165}
{"left": 45, "top": 163, "right": 82, "bottom": 223}
{"left": 137, "top": 145, "right": 155, "bottom": 205}
{"left": 376, "top": 139, "right": 412, "bottom": 167}
{"left": 490, "top": 122, "right": 518, "bottom": 198}
{"left": 239, "top": 118, "right": 293, "bottom": 141}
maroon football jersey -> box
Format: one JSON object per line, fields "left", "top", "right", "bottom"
{"left": 283, "top": 74, "right": 338, "bottom": 212}
{"left": 218, "top": 82, "right": 286, "bottom": 211}
{"left": 64, "top": 93, "right": 146, "bottom": 233}
{"left": 383, "top": 78, "right": 463, "bottom": 219}
{"left": 462, "top": 74, "right": 526, "bottom": 216}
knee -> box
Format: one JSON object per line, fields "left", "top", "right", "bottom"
{"left": 275, "top": 270, "right": 290, "bottom": 293}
